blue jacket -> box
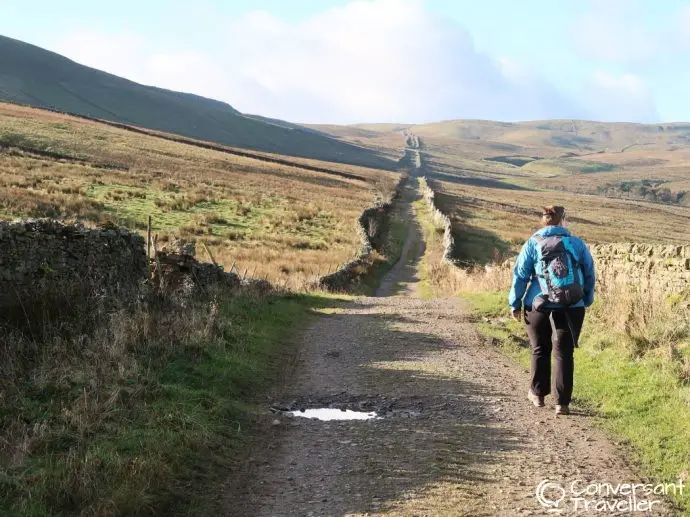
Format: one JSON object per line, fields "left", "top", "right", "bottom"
{"left": 508, "top": 226, "right": 595, "bottom": 310}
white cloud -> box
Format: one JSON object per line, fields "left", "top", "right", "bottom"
{"left": 584, "top": 71, "right": 659, "bottom": 122}
{"left": 48, "top": 0, "right": 659, "bottom": 124}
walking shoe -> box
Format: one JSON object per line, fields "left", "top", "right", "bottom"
{"left": 555, "top": 405, "right": 570, "bottom": 415}
{"left": 527, "top": 390, "right": 545, "bottom": 407}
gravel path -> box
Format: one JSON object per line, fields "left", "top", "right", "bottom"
{"left": 220, "top": 182, "right": 676, "bottom": 516}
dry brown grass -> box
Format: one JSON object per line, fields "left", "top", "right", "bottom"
{"left": 1, "top": 276, "right": 333, "bottom": 516}
{"left": 587, "top": 283, "right": 690, "bottom": 371}
{"left": 315, "top": 116, "right": 690, "bottom": 209}
{"left": 431, "top": 178, "right": 690, "bottom": 248}
{"left": 0, "top": 103, "right": 400, "bottom": 289}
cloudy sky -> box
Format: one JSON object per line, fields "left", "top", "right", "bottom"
{"left": 2, "top": 0, "right": 689, "bottom": 124}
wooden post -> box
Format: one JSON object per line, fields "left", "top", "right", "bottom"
{"left": 201, "top": 241, "right": 217, "bottom": 266}
{"left": 153, "top": 234, "right": 162, "bottom": 290}
{"left": 146, "top": 215, "right": 152, "bottom": 279}
{"left": 147, "top": 215, "right": 152, "bottom": 259}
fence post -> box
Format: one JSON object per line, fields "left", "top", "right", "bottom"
{"left": 153, "top": 234, "right": 162, "bottom": 290}
{"left": 147, "top": 215, "right": 152, "bottom": 279}
{"left": 201, "top": 241, "right": 218, "bottom": 266}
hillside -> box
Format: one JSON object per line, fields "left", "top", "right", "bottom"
{"left": 0, "top": 103, "right": 399, "bottom": 289}
{"left": 0, "top": 35, "right": 393, "bottom": 169}
{"left": 312, "top": 117, "right": 690, "bottom": 207}
{"left": 345, "top": 118, "right": 690, "bottom": 154}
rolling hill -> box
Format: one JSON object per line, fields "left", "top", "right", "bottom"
{"left": 342, "top": 119, "right": 690, "bottom": 154}
{"left": 311, "top": 117, "right": 690, "bottom": 206}
{"left": 0, "top": 34, "right": 393, "bottom": 169}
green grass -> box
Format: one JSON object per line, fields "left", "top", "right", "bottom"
{"left": 1, "top": 292, "right": 338, "bottom": 517}
{"left": 88, "top": 183, "right": 277, "bottom": 235}
{"left": 578, "top": 162, "right": 616, "bottom": 173}
{"left": 462, "top": 291, "right": 690, "bottom": 513}
{"left": 412, "top": 196, "right": 439, "bottom": 299}
{"left": 359, "top": 211, "right": 408, "bottom": 294}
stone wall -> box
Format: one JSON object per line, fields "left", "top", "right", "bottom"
{"left": 317, "top": 203, "right": 392, "bottom": 292}
{"left": 0, "top": 219, "right": 147, "bottom": 313}
{"left": 590, "top": 243, "right": 690, "bottom": 294}
{"left": 318, "top": 176, "right": 407, "bottom": 292}
{"left": 420, "top": 177, "right": 458, "bottom": 264}
{"left": 0, "top": 221, "right": 246, "bottom": 320}
{"left": 422, "top": 180, "right": 690, "bottom": 295}
{"left": 490, "top": 243, "right": 690, "bottom": 296}
{"left": 153, "top": 240, "right": 242, "bottom": 300}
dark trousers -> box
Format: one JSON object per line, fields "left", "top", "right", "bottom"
{"left": 524, "top": 307, "right": 585, "bottom": 406}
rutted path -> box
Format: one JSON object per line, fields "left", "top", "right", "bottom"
{"left": 220, "top": 181, "right": 674, "bottom": 516}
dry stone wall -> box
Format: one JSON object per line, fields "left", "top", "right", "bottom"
{"left": 0, "top": 220, "right": 246, "bottom": 319}
{"left": 590, "top": 243, "right": 690, "bottom": 294}
{"left": 0, "top": 219, "right": 147, "bottom": 312}
{"left": 422, "top": 180, "right": 690, "bottom": 295}
{"left": 498, "top": 244, "right": 690, "bottom": 294}
{"left": 153, "top": 241, "right": 242, "bottom": 301}
{"left": 317, "top": 203, "right": 392, "bottom": 292}
{"left": 420, "top": 177, "right": 458, "bottom": 264}
{"left": 318, "top": 176, "right": 407, "bottom": 292}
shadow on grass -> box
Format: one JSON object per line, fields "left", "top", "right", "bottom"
{"left": 428, "top": 169, "right": 533, "bottom": 191}
{"left": 431, "top": 190, "right": 603, "bottom": 266}
{"left": 426, "top": 189, "right": 514, "bottom": 265}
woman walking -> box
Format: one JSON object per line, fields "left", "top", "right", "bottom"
{"left": 508, "top": 206, "right": 595, "bottom": 415}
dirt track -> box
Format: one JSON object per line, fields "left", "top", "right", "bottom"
{"left": 220, "top": 180, "right": 675, "bottom": 516}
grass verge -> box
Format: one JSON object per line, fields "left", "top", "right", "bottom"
{"left": 358, "top": 209, "right": 409, "bottom": 295}
{"left": 461, "top": 290, "right": 690, "bottom": 513}
{"left": 1, "top": 291, "right": 335, "bottom": 517}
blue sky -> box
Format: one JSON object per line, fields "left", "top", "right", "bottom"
{"left": 2, "top": 0, "right": 690, "bottom": 123}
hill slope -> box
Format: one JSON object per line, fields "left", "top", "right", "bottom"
{"left": 312, "top": 117, "right": 690, "bottom": 206}
{"left": 0, "top": 35, "right": 392, "bottom": 169}
{"left": 0, "top": 102, "right": 399, "bottom": 289}
{"left": 343, "top": 118, "right": 690, "bottom": 154}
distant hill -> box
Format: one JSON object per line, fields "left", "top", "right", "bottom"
{"left": 329, "top": 118, "right": 690, "bottom": 156}
{"left": 310, "top": 118, "right": 690, "bottom": 208}
{"left": 0, "top": 35, "right": 393, "bottom": 169}
{"left": 403, "top": 119, "right": 690, "bottom": 153}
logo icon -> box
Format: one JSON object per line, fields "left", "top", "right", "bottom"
{"left": 536, "top": 480, "right": 566, "bottom": 513}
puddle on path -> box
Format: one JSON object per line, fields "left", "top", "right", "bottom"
{"left": 287, "top": 408, "right": 380, "bottom": 421}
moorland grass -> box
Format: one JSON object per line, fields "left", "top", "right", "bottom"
{"left": 0, "top": 103, "right": 400, "bottom": 289}
{"left": 0, "top": 289, "right": 340, "bottom": 517}
{"left": 0, "top": 36, "right": 391, "bottom": 169}
{"left": 431, "top": 178, "right": 690, "bottom": 246}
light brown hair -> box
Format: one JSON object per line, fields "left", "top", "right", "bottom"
{"left": 542, "top": 205, "right": 565, "bottom": 226}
